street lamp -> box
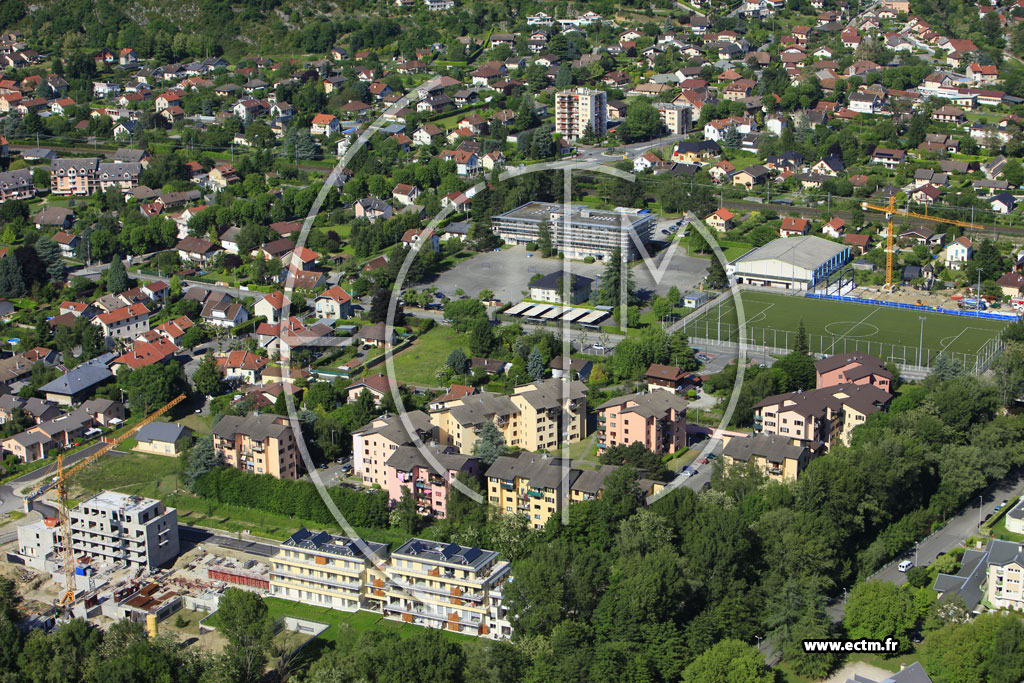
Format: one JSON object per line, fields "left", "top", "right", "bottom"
{"left": 754, "top": 635, "right": 763, "bottom": 651}
{"left": 979, "top": 494, "right": 984, "bottom": 527}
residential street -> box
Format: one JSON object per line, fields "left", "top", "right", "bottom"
{"left": 825, "top": 469, "right": 1024, "bottom": 622}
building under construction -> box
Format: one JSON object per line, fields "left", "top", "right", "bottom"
{"left": 17, "top": 491, "right": 179, "bottom": 573}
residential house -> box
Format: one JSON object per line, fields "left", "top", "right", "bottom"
{"left": 310, "top": 113, "right": 340, "bottom": 136}
{"left": 216, "top": 349, "right": 268, "bottom": 384}
{"left": 732, "top": 165, "right": 770, "bottom": 189}
{"left": 645, "top": 364, "right": 694, "bottom": 393}
{"left": 93, "top": 303, "right": 150, "bottom": 342}
{"left": 355, "top": 198, "right": 393, "bottom": 223}
{"left": 314, "top": 286, "right": 353, "bottom": 320}
{"left": 705, "top": 209, "right": 734, "bottom": 232}
{"left": 135, "top": 422, "right": 193, "bottom": 456}
{"left": 814, "top": 353, "right": 892, "bottom": 391}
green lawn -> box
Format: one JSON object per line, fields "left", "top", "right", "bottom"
{"left": 683, "top": 290, "right": 1008, "bottom": 366}
{"left": 687, "top": 240, "right": 753, "bottom": 262}
{"left": 259, "top": 598, "right": 474, "bottom": 643}
{"left": 179, "top": 414, "right": 215, "bottom": 436}
{"left": 68, "top": 452, "right": 182, "bottom": 500}
{"left": 387, "top": 326, "right": 475, "bottom": 386}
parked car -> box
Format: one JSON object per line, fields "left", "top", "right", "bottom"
{"left": 898, "top": 560, "right": 914, "bottom": 572}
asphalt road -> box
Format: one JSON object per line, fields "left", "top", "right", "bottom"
{"left": 0, "top": 442, "right": 111, "bottom": 514}
{"left": 822, "top": 469, "right": 1024, "bottom": 623}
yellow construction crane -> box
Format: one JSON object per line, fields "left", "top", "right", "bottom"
{"left": 861, "top": 196, "right": 989, "bottom": 290}
{"left": 28, "top": 393, "right": 187, "bottom": 606}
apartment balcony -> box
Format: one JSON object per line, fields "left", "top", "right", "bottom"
{"left": 499, "top": 482, "right": 514, "bottom": 491}
{"left": 271, "top": 572, "right": 361, "bottom": 592}
{"left": 384, "top": 602, "right": 483, "bottom": 627}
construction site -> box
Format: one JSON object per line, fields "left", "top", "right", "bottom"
{"left": 2, "top": 505, "right": 275, "bottom": 651}
{"left": 0, "top": 393, "right": 279, "bottom": 651}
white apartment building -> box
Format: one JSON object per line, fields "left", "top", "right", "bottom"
{"left": 384, "top": 538, "right": 512, "bottom": 638}
{"left": 555, "top": 88, "right": 607, "bottom": 139}
{"left": 93, "top": 303, "right": 151, "bottom": 341}
{"left": 269, "top": 530, "right": 513, "bottom": 639}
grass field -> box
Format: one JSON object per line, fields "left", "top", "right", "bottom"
{"left": 683, "top": 291, "right": 1009, "bottom": 368}
{"left": 387, "top": 326, "right": 475, "bottom": 386}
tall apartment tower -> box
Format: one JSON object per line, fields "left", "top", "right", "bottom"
{"left": 555, "top": 88, "right": 607, "bottom": 139}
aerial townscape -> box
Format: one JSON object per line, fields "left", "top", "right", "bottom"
{"left": 1, "top": 0, "right": 1024, "bottom": 681}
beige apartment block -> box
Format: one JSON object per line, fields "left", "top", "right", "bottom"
{"left": 212, "top": 414, "right": 301, "bottom": 479}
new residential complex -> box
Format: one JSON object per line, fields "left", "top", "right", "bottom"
{"left": 555, "top": 87, "right": 607, "bottom": 139}
{"left": 18, "top": 491, "right": 179, "bottom": 571}
{"left": 490, "top": 202, "right": 657, "bottom": 260}
{"left": 385, "top": 538, "right": 511, "bottom": 638}
{"left": 271, "top": 530, "right": 512, "bottom": 638}
{"left": 270, "top": 529, "right": 389, "bottom": 612}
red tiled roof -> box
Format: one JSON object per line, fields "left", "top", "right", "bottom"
{"left": 97, "top": 303, "right": 148, "bottom": 325}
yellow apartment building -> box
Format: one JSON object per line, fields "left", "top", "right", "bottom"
{"left": 721, "top": 434, "right": 812, "bottom": 481}
{"left": 384, "top": 538, "right": 512, "bottom": 638}
{"left": 485, "top": 454, "right": 663, "bottom": 529}
{"left": 270, "top": 529, "right": 389, "bottom": 612}
{"left": 432, "top": 379, "right": 587, "bottom": 453}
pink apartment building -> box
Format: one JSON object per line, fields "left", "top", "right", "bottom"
{"left": 596, "top": 391, "right": 688, "bottom": 454}
{"left": 814, "top": 353, "right": 892, "bottom": 391}
{"left": 351, "top": 411, "right": 435, "bottom": 487}
{"left": 384, "top": 445, "right": 480, "bottom": 518}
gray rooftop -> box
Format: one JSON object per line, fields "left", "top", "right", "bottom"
{"left": 353, "top": 411, "right": 433, "bottom": 444}
{"left": 723, "top": 434, "right": 809, "bottom": 465}
{"left": 597, "top": 390, "right": 687, "bottom": 420}
{"left": 530, "top": 270, "right": 593, "bottom": 292}
{"left": 136, "top": 421, "right": 192, "bottom": 444}
{"left": 281, "top": 528, "right": 387, "bottom": 560}
{"left": 393, "top": 538, "right": 497, "bottom": 569}
{"left": 385, "top": 445, "right": 474, "bottom": 475}
{"left": 485, "top": 453, "right": 578, "bottom": 491}
{"left": 213, "top": 414, "right": 292, "bottom": 441}
{"left": 38, "top": 361, "right": 113, "bottom": 397}
{"left": 492, "top": 202, "right": 655, "bottom": 230}
{"left": 732, "top": 235, "right": 849, "bottom": 270}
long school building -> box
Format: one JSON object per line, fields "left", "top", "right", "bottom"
{"left": 491, "top": 202, "right": 657, "bottom": 260}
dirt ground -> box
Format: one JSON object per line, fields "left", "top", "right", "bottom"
{"left": 851, "top": 285, "right": 988, "bottom": 311}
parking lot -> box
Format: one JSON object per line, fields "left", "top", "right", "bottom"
{"left": 426, "top": 241, "right": 708, "bottom": 303}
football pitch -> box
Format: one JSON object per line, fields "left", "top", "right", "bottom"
{"left": 682, "top": 291, "right": 1010, "bottom": 369}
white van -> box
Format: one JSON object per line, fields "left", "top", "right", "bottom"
{"left": 898, "top": 560, "right": 914, "bottom": 572}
